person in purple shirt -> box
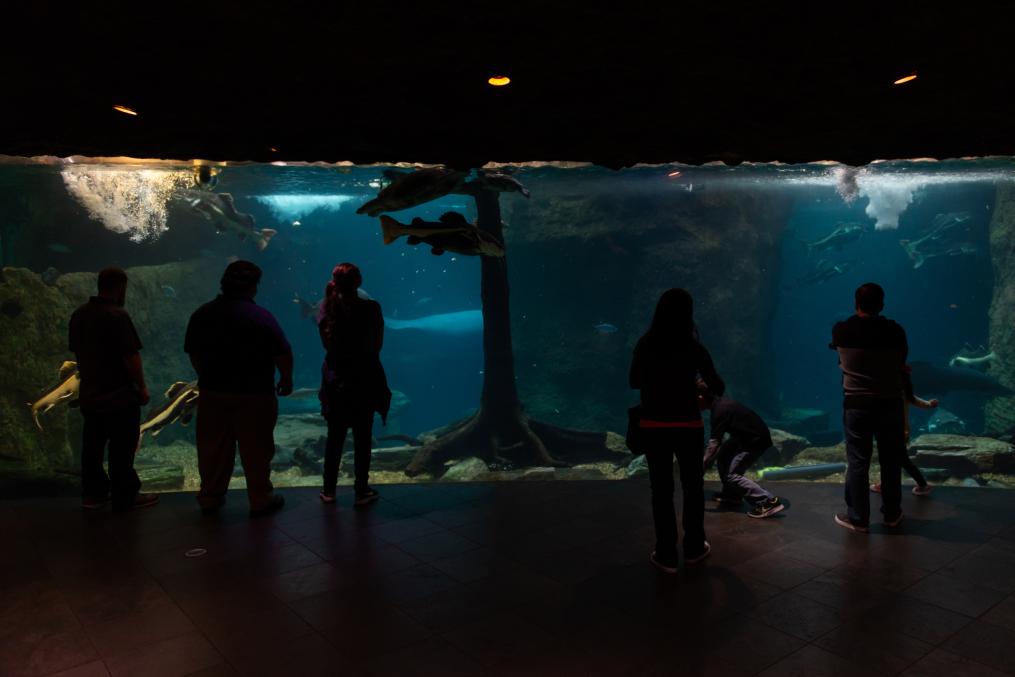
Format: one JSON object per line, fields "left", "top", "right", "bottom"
{"left": 184, "top": 261, "right": 293, "bottom": 517}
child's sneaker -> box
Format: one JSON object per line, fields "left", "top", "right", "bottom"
{"left": 748, "top": 497, "right": 785, "bottom": 519}
{"left": 870, "top": 483, "right": 882, "bottom": 494}
{"left": 912, "top": 484, "right": 932, "bottom": 496}
{"left": 650, "top": 551, "right": 678, "bottom": 575}
{"left": 354, "top": 487, "right": 379, "bottom": 506}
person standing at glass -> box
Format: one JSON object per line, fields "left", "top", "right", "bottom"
{"left": 630, "top": 288, "right": 725, "bottom": 574}
{"left": 318, "top": 263, "right": 391, "bottom": 506}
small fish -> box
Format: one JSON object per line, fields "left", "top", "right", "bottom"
{"left": 594, "top": 323, "right": 619, "bottom": 334}
{"left": 292, "top": 295, "right": 321, "bottom": 321}
{"left": 161, "top": 285, "right": 176, "bottom": 298}
{"left": 27, "top": 361, "right": 80, "bottom": 431}
{"left": 48, "top": 243, "right": 72, "bottom": 254}
{"left": 801, "top": 223, "right": 864, "bottom": 255}
{"left": 415, "top": 296, "right": 433, "bottom": 306}
{"left": 292, "top": 220, "right": 301, "bottom": 228}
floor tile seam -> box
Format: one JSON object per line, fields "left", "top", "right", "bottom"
{"left": 809, "top": 616, "right": 936, "bottom": 675}
{"left": 897, "top": 579, "right": 1004, "bottom": 621}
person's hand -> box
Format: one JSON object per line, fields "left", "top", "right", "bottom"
{"left": 276, "top": 376, "right": 293, "bottom": 397}
{"left": 139, "top": 388, "right": 151, "bottom": 406}
{"left": 929, "top": 399, "right": 939, "bottom": 408}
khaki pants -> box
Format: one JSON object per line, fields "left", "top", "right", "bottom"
{"left": 196, "top": 390, "right": 278, "bottom": 510}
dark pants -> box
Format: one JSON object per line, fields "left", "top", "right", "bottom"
{"left": 81, "top": 406, "right": 141, "bottom": 510}
{"left": 644, "top": 427, "right": 707, "bottom": 562}
{"left": 323, "top": 408, "right": 374, "bottom": 493}
{"left": 196, "top": 390, "right": 278, "bottom": 511}
{"left": 902, "top": 453, "right": 928, "bottom": 487}
{"left": 717, "top": 439, "right": 773, "bottom": 504}
{"left": 844, "top": 404, "right": 905, "bottom": 525}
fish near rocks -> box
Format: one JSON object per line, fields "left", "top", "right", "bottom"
{"left": 28, "top": 361, "right": 80, "bottom": 431}
{"left": 139, "top": 381, "right": 199, "bottom": 439}
{"left": 379, "top": 213, "right": 505, "bottom": 258}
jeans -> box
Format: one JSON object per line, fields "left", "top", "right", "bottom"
{"left": 323, "top": 408, "right": 375, "bottom": 494}
{"left": 902, "top": 453, "right": 928, "bottom": 487}
{"left": 717, "top": 439, "right": 773, "bottom": 504}
{"left": 196, "top": 390, "right": 278, "bottom": 511}
{"left": 81, "top": 406, "right": 141, "bottom": 510}
{"left": 843, "top": 403, "right": 905, "bottom": 525}
{"left": 644, "top": 427, "right": 706, "bottom": 562}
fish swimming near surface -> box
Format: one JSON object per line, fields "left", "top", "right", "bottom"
{"left": 909, "top": 361, "right": 1014, "bottom": 397}
{"left": 949, "top": 344, "right": 996, "bottom": 371}
{"left": 179, "top": 190, "right": 277, "bottom": 250}
{"left": 801, "top": 223, "right": 864, "bottom": 255}
{"left": 795, "top": 259, "right": 853, "bottom": 287}
{"left": 384, "top": 310, "right": 483, "bottom": 336}
{"left": 357, "top": 167, "right": 468, "bottom": 217}
{"left": 468, "top": 171, "right": 531, "bottom": 198}
{"left": 27, "top": 361, "right": 80, "bottom": 431}
{"left": 138, "top": 381, "right": 199, "bottom": 439}
{"left": 594, "top": 323, "right": 619, "bottom": 334}
{"left": 379, "top": 213, "right": 505, "bottom": 258}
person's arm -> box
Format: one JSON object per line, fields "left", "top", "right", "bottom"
{"left": 123, "top": 352, "right": 150, "bottom": 405}
{"left": 629, "top": 340, "right": 644, "bottom": 390}
{"left": 911, "top": 395, "right": 938, "bottom": 410}
{"left": 697, "top": 343, "right": 725, "bottom": 398}
{"left": 274, "top": 352, "right": 294, "bottom": 396}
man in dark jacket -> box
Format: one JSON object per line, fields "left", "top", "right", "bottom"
{"left": 700, "top": 388, "right": 785, "bottom": 519}
{"left": 831, "top": 283, "right": 908, "bottom": 533}
{"left": 185, "top": 261, "right": 293, "bottom": 517}
{"left": 69, "top": 267, "right": 158, "bottom": 511}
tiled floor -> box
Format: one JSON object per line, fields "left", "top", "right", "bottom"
{"left": 2, "top": 480, "right": 1015, "bottom": 676}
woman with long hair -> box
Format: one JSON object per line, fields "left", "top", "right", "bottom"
{"left": 318, "top": 263, "right": 391, "bottom": 506}
{"left": 630, "top": 288, "right": 725, "bottom": 574}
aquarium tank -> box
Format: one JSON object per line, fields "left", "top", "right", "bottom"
{"left": 2, "top": 155, "right": 1015, "bottom": 497}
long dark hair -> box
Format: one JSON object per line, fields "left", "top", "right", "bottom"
{"left": 644, "top": 288, "right": 697, "bottom": 346}
{"left": 319, "top": 262, "right": 362, "bottom": 341}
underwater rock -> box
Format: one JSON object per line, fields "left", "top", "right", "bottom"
{"left": 340, "top": 446, "right": 416, "bottom": 475}
{"left": 795, "top": 442, "right": 846, "bottom": 464}
{"left": 987, "top": 183, "right": 1015, "bottom": 435}
{"left": 625, "top": 454, "right": 649, "bottom": 478}
{"left": 769, "top": 408, "right": 830, "bottom": 436}
{"left": 441, "top": 456, "right": 490, "bottom": 481}
{"left": 1, "top": 299, "right": 22, "bottom": 318}
{"left": 910, "top": 434, "right": 1015, "bottom": 477}
{"left": 505, "top": 186, "right": 793, "bottom": 432}
{"left": 41, "top": 267, "right": 60, "bottom": 285}
{"left": 767, "top": 429, "right": 811, "bottom": 466}
{"left": 135, "top": 462, "right": 185, "bottom": 491}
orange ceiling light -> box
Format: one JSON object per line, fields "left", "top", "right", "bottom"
{"left": 488, "top": 76, "right": 511, "bottom": 87}
{"left": 113, "top": 105, "right": 138, "bottom": 116}
{"left": 893, "top": 73, "right": 918, "bottom": 85}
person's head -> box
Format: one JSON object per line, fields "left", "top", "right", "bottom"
{"left": 648, "top": 288, "right": 695, "bottom": 341}
{"left": 855, "top": 282, "right": 885, "bottom": 316}
{"left": 220, "top": 260, "right": 262, "bottom": 298}
{"left": 331, "top": 262, "right": 362, "bottom": 295}
{"left": 696, "top": 379, "right": 716, "bottom": 410}
{"left": 97, "top": 267, "right": 128, "bottom": 306}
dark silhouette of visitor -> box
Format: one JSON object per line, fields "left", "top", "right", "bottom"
{"left": 630, "top": 288, "right": 725, "bottom": 574}
{"left": 184, "top": 261, "right": 293, "bottom": 517}
{"left": 831, "top": 282, "right": 908, "bottom": 533}
{"left": 700, "top": 385, "right": 786, "bottom": 519}
{"left": 317, "top": 263, "right": 391, "bottom": 506}
{"left": 871, "top": 367, "right": 937, "bottom": 496}
{"left": 68, "top": 267, "right": 158, "bottom": 511}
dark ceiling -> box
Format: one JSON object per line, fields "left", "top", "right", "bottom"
{"left": 2, "top": 2, "right": 1013, "bottom": 168}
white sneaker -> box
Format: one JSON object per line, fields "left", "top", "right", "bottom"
{"left": 912, "top": 485, "right": 932, "bottom": 496}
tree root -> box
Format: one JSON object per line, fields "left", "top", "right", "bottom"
{"left": 404, "top": 408, "right": 620, "bottom": 477}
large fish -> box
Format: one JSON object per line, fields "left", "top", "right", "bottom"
{"left": 139, "top": 381, "right": 199, "bottom": 439}
{"left": 380, "top": 213, "right": 505, "bottom": 257}
{"left": 795, "top": 259, "right": 853, "bottom": 287}
{"left": 909, "top": 361, "right": 1014, "bottom": 397}
{"left": 801, "top": 223, "right": 864, "bottom": 254}
{"left": 27, "top": 361, "right": 80, "bottom": 431}
{"left": 899, "top": 212, "right": 976, "bottom": 269}
{"left": 468, "top": 171, "right": 531, "bottom": 198}
{"left": 949, "top": 344, "right": 996, "bottom": 371}
{"left": 384, "top": 310, "right": 483, "bottom": 336}
{"left": 357, "top": 168, "right": 468, "bottom": 217}
{"left": 179, "top": 190, "right": 277, "bottom": 250}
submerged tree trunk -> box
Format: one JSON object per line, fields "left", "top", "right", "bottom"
{"left": 405, "top": 189, "right": 617, "bottom": 476}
